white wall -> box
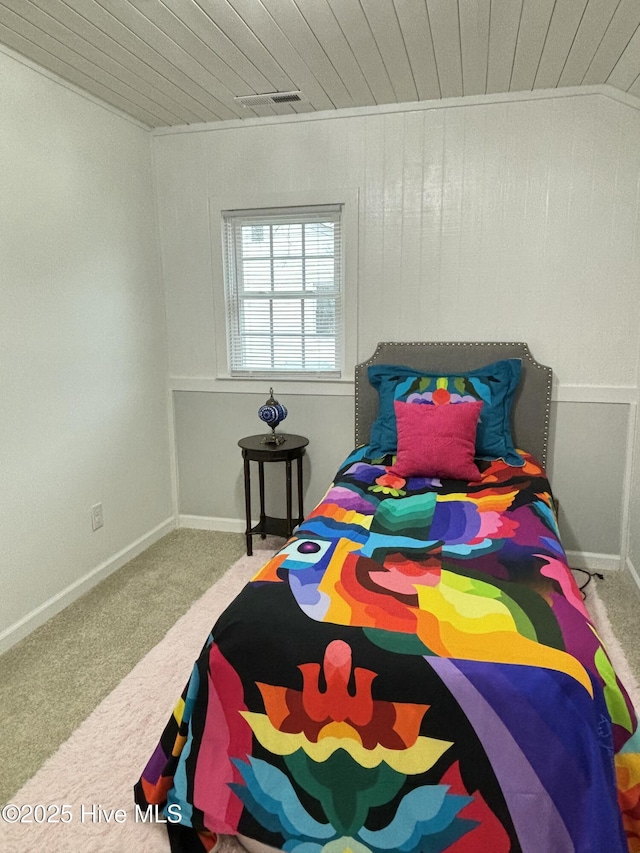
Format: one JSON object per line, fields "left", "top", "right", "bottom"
{"left": 153, "top": 91, "right": 640, "bottom": 568}
{"left": 0, "top": 49, "right": 174, "bottom": 650}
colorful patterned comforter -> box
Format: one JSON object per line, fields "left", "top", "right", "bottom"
{"left": 136, "top": 448, "right": 640, "bottom": 852}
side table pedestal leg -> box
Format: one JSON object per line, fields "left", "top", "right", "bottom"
{"left": 297, "top": 456, "right": 304, "bottom": 523}
{"left": 243, "top": 456, "right": 252, "bottom": 556}
{"left": 285, "top": 458, "right": 292, "bottom": 536}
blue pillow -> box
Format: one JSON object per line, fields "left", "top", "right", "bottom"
{"left": 367, "top": 358, "right": 523, "bottom": 466}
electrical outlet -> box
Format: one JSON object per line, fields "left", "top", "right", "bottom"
{"left": 91, "top": 502, "right": 104, "bottom": 531}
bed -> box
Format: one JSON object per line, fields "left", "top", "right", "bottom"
{"left": 135, "top": 342, "right": 640, "bottom": 853}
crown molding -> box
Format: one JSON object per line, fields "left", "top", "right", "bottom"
{"left": 152, "top": 84, "right": 640, "bottom": 137}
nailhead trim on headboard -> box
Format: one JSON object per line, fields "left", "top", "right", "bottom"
{"left": 354, "top": 342, "right": 553, "bottom": 468}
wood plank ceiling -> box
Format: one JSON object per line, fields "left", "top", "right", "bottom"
{"left": 1, "top": 0, "right": 640, "bottom": 129}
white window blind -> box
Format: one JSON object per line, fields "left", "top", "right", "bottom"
{"left": 222, "top": 205, "right": 343, "bottom": 378}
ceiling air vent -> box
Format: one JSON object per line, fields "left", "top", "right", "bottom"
{"left": 234, "top": 91, "right": 305, "bottom": 108}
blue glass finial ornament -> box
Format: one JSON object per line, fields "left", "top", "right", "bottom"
{"left": 258, "top": 388, "right": 287, "bottom": 445}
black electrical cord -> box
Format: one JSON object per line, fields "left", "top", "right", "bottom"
{"left": 572, "top": 567, "right": 604, "bottom": 599}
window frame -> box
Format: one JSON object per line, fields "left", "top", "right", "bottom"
{"left": 211, "top": 189, "right": 359, "bottom": 390}
{"left": 222, "top": 204, "right": 344, "bottom": 379}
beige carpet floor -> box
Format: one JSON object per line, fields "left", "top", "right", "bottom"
{"left": 1, "top": 527, "right": 639, "bottom": 812}
{"left": 0, "top": 545, "right": 276, "bottom": 852}
{"left": 590, "top": 566, "right": 640, "bottom": 677}
{"left": 0, "top": 529, "right": 247, "bottom": 805}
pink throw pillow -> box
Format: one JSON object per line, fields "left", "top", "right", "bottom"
{"left": 389, "top": 399, "right": 483, "bottom": 481}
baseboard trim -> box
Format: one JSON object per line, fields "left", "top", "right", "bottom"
{"left": 565, "top": 550, "right": 622, "bottom": 572}
{"left": 0, "top": 516, "right": 176, "bottom": 656}
{"left": 179, "top": 514, "right": 245, "bottom": 533}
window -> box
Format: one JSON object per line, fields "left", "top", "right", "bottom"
{"left": 222, "top": 205, "right": 344, "bottom": 378}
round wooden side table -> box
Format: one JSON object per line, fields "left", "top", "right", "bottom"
{"left": 238, "top": 433, "right": 309, "bottom": 556}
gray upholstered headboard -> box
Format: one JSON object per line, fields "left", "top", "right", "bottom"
{"left": 354, "top": 342, "right": 553, "bottom": 467}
